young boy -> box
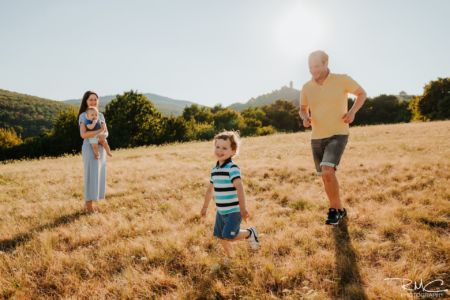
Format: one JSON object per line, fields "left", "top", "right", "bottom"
{"left": 85, "top": 107, "right": 112, "bottom": 159}
{"left": 200, "top": 131, "right": 259, "bottom": 258}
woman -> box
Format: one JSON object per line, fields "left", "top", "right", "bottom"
{"left": 78, "top": 91, "right": 108, "bottom": 213}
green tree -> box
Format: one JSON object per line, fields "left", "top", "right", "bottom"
{"left": 193, "top": 122, "right": 216, "bottom": 140}
{"left": 262, "top": 100, "right": 301, "bottom": 132}
{"left": 50, "top": 107, "right": 81, "bottom": 155}
{"left": 241, "top": 107, "right": 267, "bottom": 136}
{"left": 105, "top": 91, "right": 163, "bottom": 148}
{"left": 212, "top": 108, "right": 245, "bottom": 132}
{"left": 353, "top": 95, "right": 411, "bottom": 125}
{"left": 160, "top": 116, "right": 192, "bottom": 143}
{"left": 182, "top": 104, "right": 213, "bottom": 123}
{"left": 0, "top": 127, "right": 22, "bottom": 149}
{"left": 409, "top": 96, "right": 424, "bottom": 121}
{"left": 411, "top": 77, "right": 450, "bottom": 120}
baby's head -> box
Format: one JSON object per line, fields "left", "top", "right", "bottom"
{"left": 213, "top": 131, "right": 240, "bottom": 161}
{"left": 86, "top": 107, "right": 98, "bottom": 121}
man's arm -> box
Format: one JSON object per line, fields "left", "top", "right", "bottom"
{"left": 343, "top": 87, "right": 367, "bottom": 124}
{"left": 299, "top": 105, "right": 311, "bottom": 128}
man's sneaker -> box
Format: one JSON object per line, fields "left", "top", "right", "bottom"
{"left": 247, "top": 226, "right": 260, "bottom": 250}
{"left": 325, "top": 208, "right": 341, "bottom": 225}
{"left": 339, "top": 208, "right": 347, "bottom": 219}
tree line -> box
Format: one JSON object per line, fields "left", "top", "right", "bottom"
{"left": 0, "top": 77, "right": 448, "bottom": 161}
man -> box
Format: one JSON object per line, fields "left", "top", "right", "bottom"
{"left": 299, "top": 50, "right": 367, "bottom": 225}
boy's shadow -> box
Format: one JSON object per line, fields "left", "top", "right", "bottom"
{"left": 0, "top": 211, "right": 85, "bottom": 253}
{"left": 332, "top": 219, "right": 368, "bottom": 300}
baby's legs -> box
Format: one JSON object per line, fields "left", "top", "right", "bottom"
{"left": 88, "top": 137, "right": 99, "bottom": 159}
{"left": 98, "top": 136, "right": 112, "bottom": 157}
{"left": 91, "top": 143, "right": 99, "bottom": 159}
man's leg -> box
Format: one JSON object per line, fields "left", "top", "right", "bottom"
{"left": 321, "top": 166, "right": 342, "bottom": 209}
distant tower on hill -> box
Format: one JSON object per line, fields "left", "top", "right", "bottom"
{"left": 289, "top": 81, "right": 293, "bottom": 89}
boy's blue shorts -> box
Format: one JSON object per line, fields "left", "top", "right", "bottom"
{"left": 213, "top": 211, "right": 241, "bottom": 240}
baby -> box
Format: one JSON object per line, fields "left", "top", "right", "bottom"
{"left": 85, "top": 107, "right": 112, "bottom": 159}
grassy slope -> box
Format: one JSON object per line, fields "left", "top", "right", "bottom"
{"left": 0, "top": 121, "right": 449, "bottom": 299}
{"left": 0, "top": 89, "right": 70, "bottom": 138}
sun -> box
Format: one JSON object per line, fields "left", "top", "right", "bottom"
{"left": 273, "top": 2, "right": 329, "bottom": 60}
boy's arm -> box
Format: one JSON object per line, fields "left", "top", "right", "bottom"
{"left": 233, "top": 178, "right": 249, "bottom": 221}
{"left": 200, "top": 183, "right": 214, "bottom": 216}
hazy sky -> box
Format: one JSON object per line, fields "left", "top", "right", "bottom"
{"left": 1, "top": 0, "right": 449, "bottom": 106}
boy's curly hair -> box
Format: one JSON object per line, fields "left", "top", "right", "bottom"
{"left": 214, "top": 130, "right": 241, "bottom": 156}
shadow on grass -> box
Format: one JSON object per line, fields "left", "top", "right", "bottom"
{"left": 332, "top": 219, "right": 368, "bottom": 300}
{"left": 0, "top": 210, "right": 86, "bottom": 252}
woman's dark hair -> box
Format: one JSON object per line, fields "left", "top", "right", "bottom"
{"left": 78, "top": 91, "right": 99, "bottom": 118}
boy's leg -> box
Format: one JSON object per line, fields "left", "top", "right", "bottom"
{"left": 220, "top": 239, "right": 233, "bottom": 257}
{"left": 231, "top": 230, "right": 251, "bottom": 241}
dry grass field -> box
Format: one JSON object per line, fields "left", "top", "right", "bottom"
{"left": 0, "top": 121, "right": 449, "bottom": 299}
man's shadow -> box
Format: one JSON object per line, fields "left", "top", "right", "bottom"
{"left": 332, "top": 219, "right": 368, "bottom": 300}
{"left": 0, "top": 211, "right": 85, "bottom": 253}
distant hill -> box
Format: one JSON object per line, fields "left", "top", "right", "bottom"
{"left": 0, "top": 89, "right": 70, "bottom": 138}
{"left": 65, "top": 93, "right": 199, "bottom": 116}
{"left": 227, "top": 87, "right": 414, "bottom": 112}
{"left": 229, "top": 85, "right": 300, "bottom": 111}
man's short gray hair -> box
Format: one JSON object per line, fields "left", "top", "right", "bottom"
{"left": 309, "top": 50, "right": 329, "bottom": 65}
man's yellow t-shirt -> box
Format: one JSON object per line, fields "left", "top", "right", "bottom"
{"left": 300, "top": 73, "right": 361, "bottom": 139}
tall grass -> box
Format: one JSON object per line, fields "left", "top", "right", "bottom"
{"left": 1, "top": 121, "right": 449, "bottom": 299}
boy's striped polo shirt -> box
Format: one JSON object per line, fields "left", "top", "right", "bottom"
{"left": 210, "top": 158, "right": 241, "bottom": 215}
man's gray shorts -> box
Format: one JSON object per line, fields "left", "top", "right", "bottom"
{"left": 311, "top": 135, "right": 348, "bottom": 175}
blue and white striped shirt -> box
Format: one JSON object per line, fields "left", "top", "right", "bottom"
{"left": 210, "top": 158, "right": 241, "bottom": 215}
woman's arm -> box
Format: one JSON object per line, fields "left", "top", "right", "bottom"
{"left": 80, "top": 122, "right": 104, "bottom": 139}
{"left": 100, "top": 122, "right": 109, "bottom": 137}
{"left": 99, "top": 113, "right": 109, "bottom": 137}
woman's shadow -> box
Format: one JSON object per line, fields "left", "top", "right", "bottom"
{"left": 0, "top": 211, "right": 85, "bottom": 253}
{"left": 332, "top": 219, "right": 368, "bottom": 300}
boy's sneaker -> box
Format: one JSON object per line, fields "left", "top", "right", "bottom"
{"left": 247, "top": 226, "right": 260, "bottom": 250}
{"left": 325, "top": 208, "right": 341, "bottom": 225}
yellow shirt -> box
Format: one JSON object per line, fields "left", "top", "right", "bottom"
{"left": 300, "top": 73, "right": 361, "bottom": 139}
